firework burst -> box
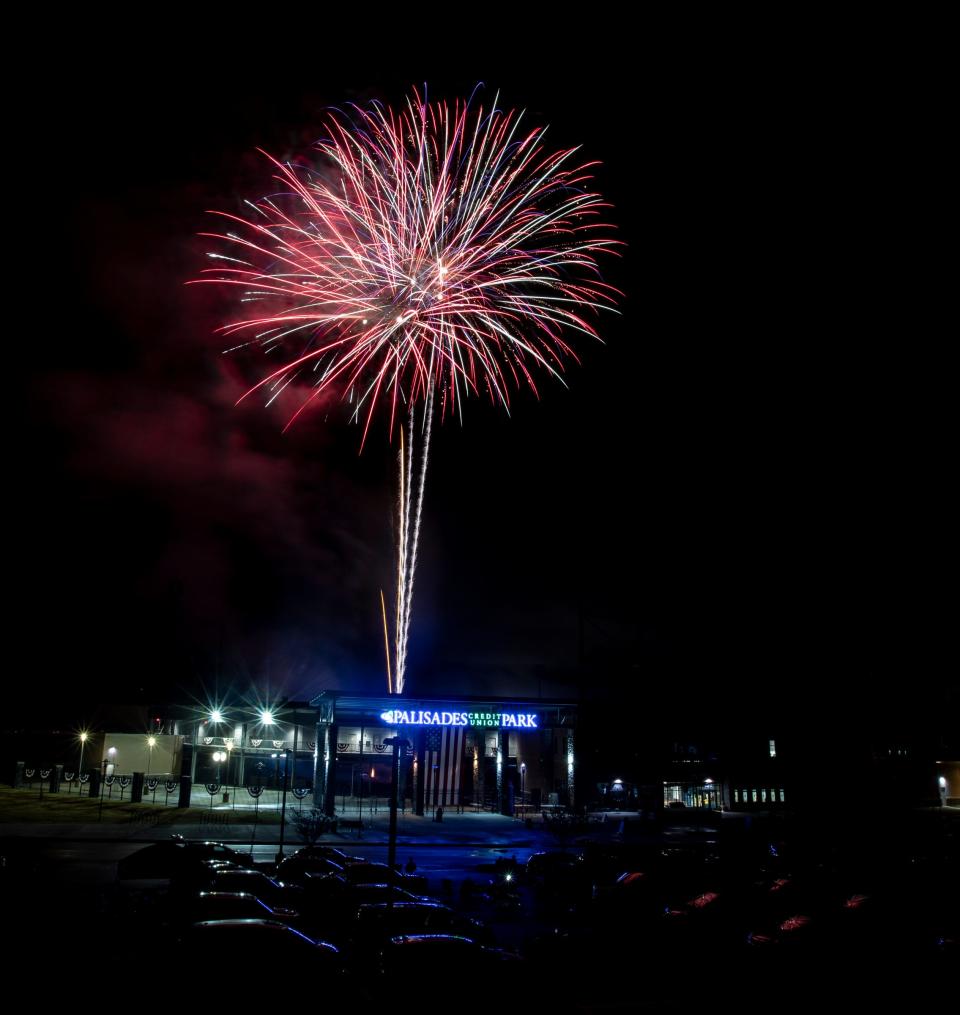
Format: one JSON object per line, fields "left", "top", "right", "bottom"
{"left": 195, "top": 85, "right": 622, "bottom": 693}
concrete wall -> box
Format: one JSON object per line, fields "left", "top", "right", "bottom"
{"left": 102, "top": 733, "right": 182, "bottom": 777}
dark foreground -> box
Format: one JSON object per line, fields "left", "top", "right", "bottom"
{"left": 2, "top": 808, "right": 956, "bottom": 1011}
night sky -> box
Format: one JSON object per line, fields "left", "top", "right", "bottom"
{"left": 16, "top": 26, "right": 951, "bottom": 732}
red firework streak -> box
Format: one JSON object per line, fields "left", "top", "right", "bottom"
{"left": 194, "top": 85, "right": 622, "bottom": 693}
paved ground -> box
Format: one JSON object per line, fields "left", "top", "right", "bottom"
{"left": 1, "top": 795, "right": 730, "bottom": 852}
{"left": 2, "top": 806, "right": 554, "bottom": 847}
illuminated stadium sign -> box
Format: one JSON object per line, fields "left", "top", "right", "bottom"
{"left": 379, "top": 709, "right": 539, "bottom": 729}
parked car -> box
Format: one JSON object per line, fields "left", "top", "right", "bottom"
{"left": 275, "top": 854, "right": 345, "bottom": 884}
{"left": 284, "top": 845, "right": 365, "bottom": 866}
{"left": 339, "top": 883, "right": 429, "bottom": 909}
{"left": 341, "top": 862, "right": 428, "bottom": 893}
{"left": 378, "top": 934, "right": 521, "bottom": 984}
{"left": 525, "top": 851, "right": 584, "bottom": 879}
{"left": 118, "top": 839, "right": 253, "bottom": 880}
{"left": 183, "top": 919, "right": 341, "bottom": 965}
{"left": 186, "top": 870, "right": 304, "bottom": 913}
{"left": 184, "top": 891, "right": 299, "bottom": 924}
{"left": 354, "top": 902, "right": 494, "bottom": 948}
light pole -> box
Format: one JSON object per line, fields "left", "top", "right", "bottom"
{"left": 277, "top": 749, "right": 291, "bottom": 866}
{"left": 520, "top": 762, "right": 526, "bottom": 819}
{"left": 226, "top": 744, "right": 234, "bottom": 805}
{"left": 190, "top": 721, "right": 204, "bottom": 784}
{"left": 146, "top": 736, "right": 156, "bottom": 776}
{"left": 359, "top": 769, "right": 365, "bottom": 835}
{"left": 97, "top": 756, "right": 111, "bottom": 822}
{"left": 383, "top": 737, "right": 410, "bottom": 875}
{"left": 208, "top": 708, "right": 225, "bottom": 789}
{"left": 260, "top": 709, "right": 276, "bottom": 806}
{"left": 237, "top": 721, "right": 245, "bottom": 795}
{"left": 211, "top": 751, "right": 226, "bottom": 809}
{"left": 78, "top": 732, "right": 88, "bottom": 792}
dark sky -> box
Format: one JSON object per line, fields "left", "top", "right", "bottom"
{"left": 16, "top": 24, "right": 952, "bottom": 730}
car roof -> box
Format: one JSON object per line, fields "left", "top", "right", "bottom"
{"left": 357, "top": 902, "right": 447, "bottom": 916}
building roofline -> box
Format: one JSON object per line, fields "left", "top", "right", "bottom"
{"left": 308, "top": 690, "right": 579, "bottom": 710}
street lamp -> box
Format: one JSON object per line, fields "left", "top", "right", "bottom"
{"left": 146, "top": 736, "right": 156, "bottom": 776}
{"left": 277, "top": 749, "right": 291, "bottom": 865}
{"left": 213, "top": 750, "right": 226, "bottom": 782}
{"left": 78, "top": 732, "right": 89, "bottom": 790}
{"left": 520, "top": 762, "right": 526, "bottom": 818}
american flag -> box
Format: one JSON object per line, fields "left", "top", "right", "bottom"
{"left": 423, "top": 726, "right": 466, "bottom": 806}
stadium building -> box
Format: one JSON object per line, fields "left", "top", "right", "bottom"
{"left": 310, "top": 692, "right": 578, "bottom": 817}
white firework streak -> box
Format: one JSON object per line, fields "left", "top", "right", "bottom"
{"left": 393, "top": 382, "right": 434, "bottom": 694}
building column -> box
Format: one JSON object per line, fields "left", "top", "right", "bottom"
{"left": 497, "top": 729, "right": 508, "bottom": 815}
{"left": 414, "top": 729, "right": 426, "bottom": 816}
{"left": 469, "top": 732, "right": 480, "bottom": 808}
{"left": 566, "top": 732, "right": 575, "bottom": 810}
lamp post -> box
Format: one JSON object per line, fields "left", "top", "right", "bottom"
{"left": 520, "top": 762, "right": 526, "bottom": 819}
{"left": 277, "top": 749, "right": 291, "bottom": 866}
{"left": 260, "top": 709, "right": 277, "bottom": 809}
{"left": 208, "top": 708, "right": 225, "bottom": 789}
{"left": 237, "top": 722, "right": 245, "bottom": 795}
{"left": 146, "top": 736, "right": 156, "bottom": 777}
{"left": 211, "top": 751, "right": 226, "bottom": 810}
{"left": 359, "top": 769, "right": 365, "bottom": 837}
{"left": 78, "top": 732, "right": 88, "bottom": 793}
{"left": 191, "top": 721, "right": 204, "bottom": 783}
{"left": 226, "top": 744, "right": 234, "bottom": 805}
{"left": 97, "top": 756, "right": 110, "bottom": 822}
{"left": 383, "top": 737, "right": 410, "bottom": 875}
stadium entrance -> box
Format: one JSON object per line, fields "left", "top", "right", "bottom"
{"left": 310, "top": 693, "right": 578, "bottom": 817}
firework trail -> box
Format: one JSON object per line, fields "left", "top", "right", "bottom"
{"left": 194, "top": 85, "right": 622, "bottom": 694}
{"left": 394, "top": 381, "right": 434, "bottom": 693}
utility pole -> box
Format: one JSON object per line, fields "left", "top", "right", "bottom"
{"left": 384, "top": 737, "right": 410, "bottom": 875}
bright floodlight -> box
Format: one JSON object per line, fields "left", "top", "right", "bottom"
{"left": 260, "top": 709, "right": 275, "bottom": 726}
{"left": 210, "top": 710, "right": 224, "bottom": 723}
{"left": 79, "top": 732, "right": 88, "bottom": 743}
{"left": 147, "top": 736, "right": 156, "bottom": 748}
